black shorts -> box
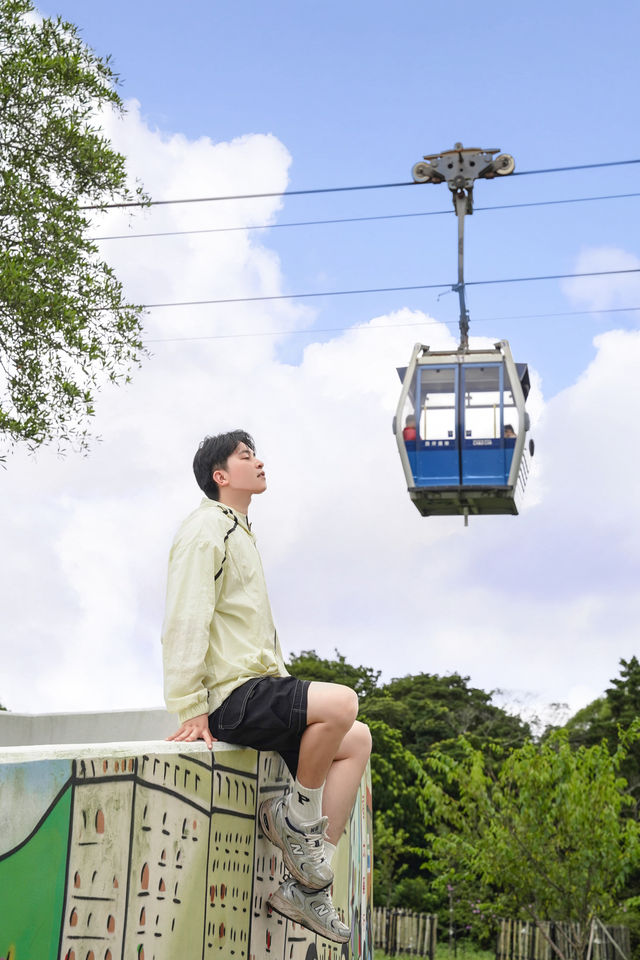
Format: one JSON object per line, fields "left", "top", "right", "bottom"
{"left": 208, "top": 675, "right": 310, "bottom": 777}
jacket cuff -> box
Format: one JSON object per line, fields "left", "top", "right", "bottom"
{"left": 177, "top": 699, "right": 210, "bottom": 724}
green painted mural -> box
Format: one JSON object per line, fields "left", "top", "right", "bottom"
{"left": 0, "top": 742, "right": 373, "bottom": 960}
{"left": 0, "top": 773, "right": 71, "bottom": 960}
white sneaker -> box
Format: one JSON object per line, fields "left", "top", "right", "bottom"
{"left": 259, "top": 795, "right": 333, "bottom": 889}
{"left": 268, "top": 878, "right": 351, "bottom": 944}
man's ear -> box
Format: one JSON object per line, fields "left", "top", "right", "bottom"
{"left": 213, "top": 468, "right": 228, "bottom": 487}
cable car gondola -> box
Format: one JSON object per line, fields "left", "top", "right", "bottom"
{"left": 394, "top": 340, "right": 534, "bottom": 519}
{"left": 394, "top": 143, "right": 534, "bottom": 522}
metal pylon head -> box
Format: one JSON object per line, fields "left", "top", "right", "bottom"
{"left": 412, "top": 143, "right": 515, "bottom": 190}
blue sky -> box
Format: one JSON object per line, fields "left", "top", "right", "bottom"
{"left": 40, "top": 0, "right": 640, "bottom": 391}
{"left": 1, "top": 0, "right": 638, "bottom": 725}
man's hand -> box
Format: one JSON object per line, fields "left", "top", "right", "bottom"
{"left": 167, "top": 713, "right": 217, "bottom": 750}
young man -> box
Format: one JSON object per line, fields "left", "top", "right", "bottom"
{"left": 162, "top": 430, "right": 372, "bottom": 943}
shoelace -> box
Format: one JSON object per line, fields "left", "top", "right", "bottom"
{"left": 300, "top": 827, "right": 329, "bottom": 864}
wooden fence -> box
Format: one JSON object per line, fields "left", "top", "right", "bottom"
{"left": 373, "top": 907, "right": 438, "bottom": 957}
{"left": 497, "top": 918, "right": 631, "bottom": 960}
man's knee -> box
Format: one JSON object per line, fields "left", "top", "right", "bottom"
{"left": 330, "top": 684, "right": 359, "bottom": 729}
{"left": 337, "top": 720, "right": 372, "bottom": 767}
{"left": 353, "top": 720, "right": 372, "bottom": 758}
{"left": 308, "top": 682, "right": 359, "bottom": 730}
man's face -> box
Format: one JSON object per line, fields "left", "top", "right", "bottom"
{"left": 216, "top": 442, "right": 266, "bottom": 495}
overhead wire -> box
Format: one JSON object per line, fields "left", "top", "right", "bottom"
{"left": 141, "top": 268, "right": 640, "bottom": 310}
{"left": 85, "top": 155, "right": 640, "bottom": 347}
{"left": 512, "top": 159, "right": 640, "bottom": 177}
{"left": 91, "top": 191, "right": 640, "bottom": 242}
{"left": 144, "top": 305, "right": 640, "bottom": 345}
{"left": 80, "top": 158, "right": 640, "bottom": 211}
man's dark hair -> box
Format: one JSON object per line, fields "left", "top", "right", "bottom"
{"left": 193, "top": 430, "right": 255, "bottom": 500}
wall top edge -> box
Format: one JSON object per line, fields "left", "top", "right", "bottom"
{"left": 0, "top": 739, "right": 248, "bottom": 765}
{"left": 0, "top": 707, "right": 167, "bottom": 719}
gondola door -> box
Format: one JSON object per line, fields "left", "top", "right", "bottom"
{"left": 460, "top": 363, "right": 510, "bottom": 486}
{"left": 414, "top": 363, "right": 460, "bottom": 487}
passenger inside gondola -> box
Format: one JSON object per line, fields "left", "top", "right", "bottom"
{"left": 403, "top": 415, "right": 417, "bottom": 441}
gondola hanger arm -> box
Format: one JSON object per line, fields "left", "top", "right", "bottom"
{"left": 412, "top": 142, "right": 515, "bottom": 350}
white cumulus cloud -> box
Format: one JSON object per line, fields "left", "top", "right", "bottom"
{"left": 0, "top": 104, "right": 637, "bottom": 730}
{"left": 562, "top": 246, "right": 640, "bottom": 312}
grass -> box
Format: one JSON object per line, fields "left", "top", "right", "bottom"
{"left": 374, "top": 944, "right": 494, "bottom": 960}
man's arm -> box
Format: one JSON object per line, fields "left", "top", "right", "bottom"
{"left": 161, "top": 530, "right": 224, "bottom": 748}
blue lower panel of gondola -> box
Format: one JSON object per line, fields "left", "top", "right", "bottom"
{"left": 505, "top": 444, "right": 515, "bottom": 477}
{"left": 407, "top": 441, "right": 460, "bottom": 486}
{"left": 461, "top": 440, "right": 511, "bottom": 485}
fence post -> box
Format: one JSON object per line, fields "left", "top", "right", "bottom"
{"left": 372, "top": 907, "right": 439, "bottom": 958}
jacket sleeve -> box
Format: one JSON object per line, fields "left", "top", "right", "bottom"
{"left": 161, "top": 530, "right": 224, "bottom": 723}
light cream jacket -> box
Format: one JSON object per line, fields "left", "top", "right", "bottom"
{"left": 161, "top": 498, "right": 289, "bottom": 723}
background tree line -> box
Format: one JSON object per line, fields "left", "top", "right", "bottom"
{"left": 287, "top": 650, "right": 640, "bottom": 959}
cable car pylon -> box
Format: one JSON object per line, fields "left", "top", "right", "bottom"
{"left": 395, "top": 143, "right": 535, "bottom": 524}
{"left": 412, "top": 142, "right": 515, "bottom": 349}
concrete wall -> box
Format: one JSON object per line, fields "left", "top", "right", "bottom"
{"left": 0, "top": 708, "right": 175, "bottom": 747}
{"left": 0, "top": 734, "right": 373, "bottom": 960}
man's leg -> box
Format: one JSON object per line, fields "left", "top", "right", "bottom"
{"left": 266, "top": 682, "right": 372, "bottom": 944}
{"left": 321, "top": 719, "right": 373, "bottom": 843}
{"left": 298, "top": 681, "right": 372, "bottom": 845}
{"left": 260, "top": 681, "right": 369, "bottom": 884}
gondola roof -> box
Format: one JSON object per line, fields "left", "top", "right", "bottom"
{"left": 396, "top": 361, "right": 530, "bottom": 400}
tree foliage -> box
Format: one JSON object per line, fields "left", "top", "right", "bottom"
{"left": 287, "top": 649, "right": 640, "bottom": 947}
{"left": 566, "top": 656, "right": 640, "bottom": 805}
{"left": 0, "top": 0, "right": 147, "bottom": 456}
{"left": 287, "top": 648, "right": 382, "bottom": 700}
{"left": 607, "top": 657, "right": 640, "bottom": 730}
{"left": 425, "top": 728, "right": 640, "bottom": 959}
{"left": 373, "top": 810, "right": 410, "bottom": 908}
{"left": 362, "top": 672, "right": 531, "bottom": 759}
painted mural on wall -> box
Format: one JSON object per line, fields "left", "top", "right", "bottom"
{"left": 0, "top": 744, "right": 373, "bottom": 960}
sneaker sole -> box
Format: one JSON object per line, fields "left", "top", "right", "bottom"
{"left": 258, "top": 799, "right": 333, "bottom": 891}
{"left": 268, "top": 889, "right": 350, "bottom": 944}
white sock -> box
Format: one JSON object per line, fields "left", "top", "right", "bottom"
{"left": 287, "top": 778, "right": 324, "bottom": 825}
{"left": 324, "top": 840, "right": 337, "bottom": 865}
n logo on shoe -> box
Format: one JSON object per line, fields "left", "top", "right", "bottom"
{"left": 315, "top": 904, "right": 330, "bottom": 917}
